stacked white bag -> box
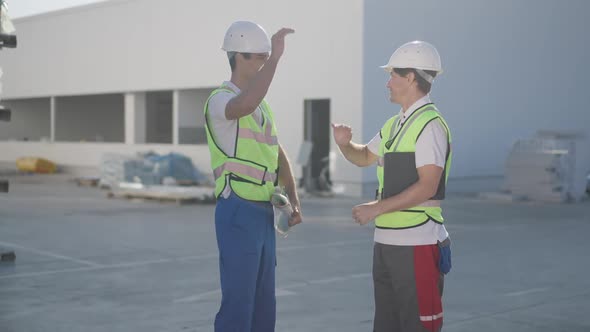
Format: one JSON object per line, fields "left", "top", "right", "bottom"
{"left": 504, "top": 130, "right": 589, "bottom": 203}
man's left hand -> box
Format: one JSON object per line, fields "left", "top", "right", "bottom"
{"left": 352, "top": 201, "right": 381, "bottom": 225}
{"left": 289, "top": 206, "right": 302, "bottom": 227}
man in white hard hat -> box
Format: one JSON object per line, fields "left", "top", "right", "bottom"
{"left": 332, "top": 41, "right": 452, "bottom": 332}
{"left": 203, "top": 21, "right": 301, "bottom": 332}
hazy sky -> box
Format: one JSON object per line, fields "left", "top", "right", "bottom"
{"left": 6, "top": 0, "right": 106, "bottom": 18}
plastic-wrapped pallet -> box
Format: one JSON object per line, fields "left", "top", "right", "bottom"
{"left": 504, "top": 139, "right": 569, "bottom": 202}
{"left": 535, "top": 130, "right": 589, "bottom": 202}
{"left": 144, "top": 152, "right": 210, "bottom": 185}
{"left": 123, "top": 158, "right": 160, "bottom": 186}
{"left": 99, "top": 153, "right": 133, "bottom": 188}
{"left": 100, "top": 154, "right": 160, "bottom": 188}
{"left": 504, "top": 131, "right": 589, "bottom": 203}
{"left": 100, "top": 152, "right": 209, "bottom": 188}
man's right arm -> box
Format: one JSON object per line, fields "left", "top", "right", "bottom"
{"left": 332, "top": 123, "right": 379, "bottom": 167}
{"left": 337, "top": 141, "right": 379, "bottom": 167}
{"left": 225, "top": 57, "right": 279, "bottom": 120}
{"left": 225, "top": 28, "right": 295, "bottom": 120}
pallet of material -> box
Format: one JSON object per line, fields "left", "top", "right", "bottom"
{"left": 107, "top": 183, "right": 216, "bottom": 205}
{"left": 74, "top": 177, "right": 100, "bottom": 187}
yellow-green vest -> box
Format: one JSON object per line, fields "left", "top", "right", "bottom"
{"left": 204, "top": 85, "right": 279, "bottom": 202}
{"left": 375, "top": 103, "right": 452, "bottom": 229}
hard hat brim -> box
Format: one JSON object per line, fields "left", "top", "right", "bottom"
{"left": 380, "top": 65, "right": 393, "bottom": 73}
{"left": 379, "top": 65, "right": 443, "bottom": 75}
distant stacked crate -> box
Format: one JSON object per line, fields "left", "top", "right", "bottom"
{"left": 99, "top": 154, "right": 127, "bottom": 188}
{"left": 124, "top": 158, "right": 160, "bottom": 185}
{"left": 99, "top": 152, "right": 209, "bottom": 188}
{"left": 504, "top": 131, "right": 589, "bottom": 202}
{"left": 99, "top": 154, "right": 135, "bottom": 188}
{"left": 100, "top": 154, "right": 161, "bottom": 188}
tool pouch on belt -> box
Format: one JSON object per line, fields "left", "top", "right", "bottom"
{"left": 438, "top": 238, "right": 452, "bottom": 274}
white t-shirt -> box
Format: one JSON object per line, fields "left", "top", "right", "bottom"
{"left": 367, "top": 95, "right": 450, "bottom": 246}
{"left": 207, "top": 81, "right": 264, "bottom": 198}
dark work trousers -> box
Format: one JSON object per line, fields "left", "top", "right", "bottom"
{"left": 373, "top": 242, "right": 445, "bottom": 332}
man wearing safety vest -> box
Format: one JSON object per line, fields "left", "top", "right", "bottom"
{"left": 204, "top": 21, "right": 302, "bottom": 332}
{"left": 332, "top": 41, "right": 452, "bottom": 332}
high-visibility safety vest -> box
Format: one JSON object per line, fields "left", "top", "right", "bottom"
{"left": 375, "top": 103, "right": 452, "bottom": 229}
{"left": 204, "top": 85, "right": 279, "bottom": 202}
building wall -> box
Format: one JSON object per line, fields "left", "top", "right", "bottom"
{"left": 177, "top": 88, "right": 212, "bottom": 145}
{"left": 145, "top": 91, "right": 172, "bottom": 144}
{"left": 362, "top": 0, "right": 590, "bottom": 191}
{"left": 0, "top": 141, "right": 212, "bottom": 174}
{"left": 6, "top": 1, "right": 588, "bottom": 193}
{"left": 55, "top": 94, "right": 124, "bottom": 142}
{"left": 1, "top": 0, "right": 365, "bottom": 193}
{"left": 0, "top": 98, "right": 50, "bottom": 141}
{"left": 124, "top": 92, "right": 147, "bottom": 144}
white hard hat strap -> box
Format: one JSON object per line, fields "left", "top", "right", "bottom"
{"left": 415, "top": 69, "right": 434, "bottom": 84}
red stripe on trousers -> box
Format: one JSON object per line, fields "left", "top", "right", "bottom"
{"left": 413, "top": 244, "right": 443, "bottom": 332}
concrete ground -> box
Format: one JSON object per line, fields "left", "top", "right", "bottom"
{"left": 0, "top": 174, "right": 589, "bottom": 332}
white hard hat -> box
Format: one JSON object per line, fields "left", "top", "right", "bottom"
{"left": 381, "top": 41, "right": 442, "bottom": 82}
{"left": 221, "top": 21, "right": 271, "bottom": 53}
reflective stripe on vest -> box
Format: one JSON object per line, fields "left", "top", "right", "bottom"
{"left": 213, "top": 161, "right": 277, "bottom": 184}
{"left": 239, "top": 127, "right": 278, "bottom": 145}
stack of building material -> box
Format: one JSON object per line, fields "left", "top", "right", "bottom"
{"left": 99, "top": 153, "right": 160, "bottom": 188}
{"left": 99, "top": 153, "right": 132, "bottom": 188}
{"left": 124, "top": 158, "right": 160, "bottom": 185}
{"left": 504, "top": 140, "right": 569, "bottom": 202}
{"left": 107, "top": 183, "right": 215, "bottom": 205}
{"left": 99, "top": 152, "right": 212, "bottom": 189}
{"left": 504, "top": 131, "right": 589, "bottom": 203}
{"left": 143, "top": 152, "right": 211, "bottom": 186}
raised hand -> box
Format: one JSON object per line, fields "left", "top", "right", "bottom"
{"left": 270, "top": 28, "right": 295, "bottom": 61}
{"left": 331, "top": 123, "right": 353, "bottom": 146}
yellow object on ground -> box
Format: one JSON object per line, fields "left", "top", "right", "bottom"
{"left": 16, "top": 157, "right": 57, "bottom": 174}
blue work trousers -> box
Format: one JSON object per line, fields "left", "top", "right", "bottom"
{"left": 214, "top": 192, "right": 276, "bottom": 332}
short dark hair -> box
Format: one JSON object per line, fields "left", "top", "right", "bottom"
{"left": 393, "top": 68, "right": 437, "bottom": 94}
{"left": 229, "top": 52, "right": 252, "bottom": 72}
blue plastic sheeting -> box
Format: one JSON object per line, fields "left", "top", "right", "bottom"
{"left": 100, "top": 152, "right": 209, "bottom": 187}
{"left": 143, "top": 152, "right": 208, "bottom": 185}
